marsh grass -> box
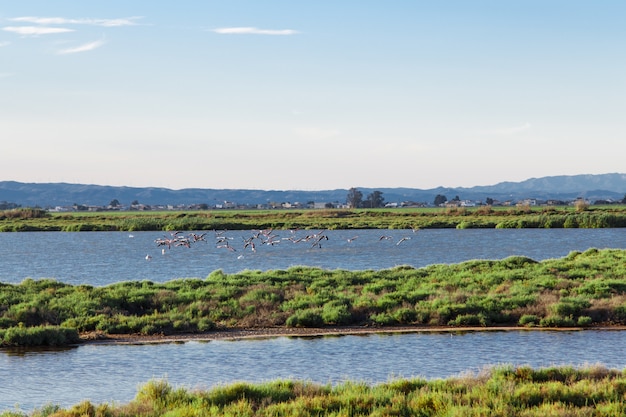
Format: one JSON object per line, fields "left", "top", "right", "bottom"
{"left": 3, "top": 206, "right": 626, "bottom": 232}
{"left": 6, "top": 365, "right": 626, "bottom": 416}
{"left": 2, "top": 249, "right": 626, "bottom": 346}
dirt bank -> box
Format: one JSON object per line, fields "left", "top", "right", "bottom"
{"left": 80, "top": 324, "right": 623, "bottom": 345}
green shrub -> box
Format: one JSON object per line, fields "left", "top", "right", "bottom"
{"left": 551, "top": 297, "right": 590, "bottom": 317}
{"left": 519, "top": 314, "right": 540, "bottom": 327}
{"left": 286, "top": 309, "right": 323, "bottom": 327}
{"left": 370, "top": 313, "right": 397, "bottom": 325}
{"left": 539, "top": 316, "right": 576, "bottom": 328}
{"left": 448, "top": 313, "right": 486, "bottom": 326}
{"left": 393, "top": 307, "right": 417, "bottom": 324}
{"left": 321, "top": 302, "right": 352, "bottom": 325}
{"left": 0, "top": 325, "right": 80, "bottom": 347}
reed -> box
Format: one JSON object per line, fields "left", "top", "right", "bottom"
{"left": 6, "top": 365, "right": 626, "bottom": 417}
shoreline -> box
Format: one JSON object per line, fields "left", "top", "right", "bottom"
{"left": 80, "top": 324, "right": 626, "bottom": 346}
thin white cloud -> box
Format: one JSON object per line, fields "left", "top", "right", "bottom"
{"left": 2, "top": 26, "right": 74, "bottom": 35}
{"left": 0, "top": 41, "right": 9, "bottom": 47}
{"left": 483, "top": 122, "right": 532, "bottom": 135}
{"left": 9, "top": 16, "right": 142, "bottom": 27}
{"left": 212, "top": 27, "right": 299, "bottom": 35}
{"left": 0, "top": 72, "right": 15, "bottom": 78}
{"left": 57, "top": 39, "right": 106, "bottom": 55}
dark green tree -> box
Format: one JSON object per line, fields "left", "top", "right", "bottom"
{"left": 434, "top": 194, "right": 447, "bottom": 206}
{"left": 365, "top": 191, "right": 385, "bottom": 208}
{"left": 346, "top": 188, "right": 363, "bottom": 208}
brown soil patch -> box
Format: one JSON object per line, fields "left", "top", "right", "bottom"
{"left": 80, "top": 324, "right": 625, "bottom": 346}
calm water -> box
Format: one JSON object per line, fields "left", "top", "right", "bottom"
{"left": 1, "top": 228, "right": 625, "bottom": 285}
{"left": 1, "top": 228, "right": 626, "bottom": 411}
{"left": 2, "top": 330, "right": 626, "bottom": 411}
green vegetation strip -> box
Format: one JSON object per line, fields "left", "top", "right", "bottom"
{"left": 3, "top": 206, "right": 626, "bottom": 231}
{"left": 2, "top": 248, "right": 626, "bottom": 347}
{"left": 4, "top": 365, "right": 626, "bottom": 416}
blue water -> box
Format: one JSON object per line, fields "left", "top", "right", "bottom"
{"left": 1, "top": 228, "right": 625, "bottom": 285}
{"left": 1, "top": 228, "right": 626, "bottom": 411}
{"left": 1, "top": 330, "right": 625, "bottom": 411}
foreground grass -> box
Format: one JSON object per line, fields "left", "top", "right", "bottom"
{"left": 4, "top": 365, "right": 626, "bottom": 416}
{"left": 2, "top": 248, "right": 626, "bottom": 347}
{"left": 3, "top": 206, "right": 626, "bottom": 231}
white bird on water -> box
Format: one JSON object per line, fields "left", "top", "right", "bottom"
{"left": 145, "top": 254, "right": 152, "bottom": 260}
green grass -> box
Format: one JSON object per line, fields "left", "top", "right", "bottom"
{"left": 5, "top": 364, "right": 626, "bottom": 416}
{"left": 3, "top": 206, "right": 626, "bottom": 231}
{"left": 2, "top": 248, "right": 626, "bottom": 346}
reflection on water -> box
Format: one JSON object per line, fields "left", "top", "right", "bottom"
{"left": 1, "top": 345, "right": 77, "bottom": 357}
{"left": 2, "top": 330, "right": 626, "bottom": 411}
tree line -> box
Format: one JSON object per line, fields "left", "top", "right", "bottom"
{"left": 346, "top": 188, "right": 386, "bottom": 208}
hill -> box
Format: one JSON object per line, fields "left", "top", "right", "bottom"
{"left": 1, "top": 173, "right": 625, "bottom": 208}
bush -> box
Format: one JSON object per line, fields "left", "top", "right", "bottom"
{"left": 448, "top": 314, "right": 486, "bottom": 326}
{"left": 539, "top": 316, "right": 576, "bottom": 328}
{"left": 393, "top": 307, "right": 417, "bottom": 324}
{"left": 321, "top": 302, "right": 352, "bottom": 325}
{"left": 370, "top": 313, "right": 397, "bottom": 325}
{"left": 286, "top": 309, "right": 323, "bottom": 327}
{"left": 0, "top": 325, "right": 80, "bottom": 347}
{"left": 519, "top": 315, "right": 540, "bottom": 327}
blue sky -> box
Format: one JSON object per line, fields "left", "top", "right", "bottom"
{"left": 1, "top": 1, "right": 624, "bottom": 190}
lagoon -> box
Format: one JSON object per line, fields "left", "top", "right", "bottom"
{"left": 2, "top": 329, "right": 626, "bottom": 411}
{"left": 2, "top": 228, "right": 626, "bottom": 411}
{"left": 1, "top": 228, "right": 626, "bottom": 285}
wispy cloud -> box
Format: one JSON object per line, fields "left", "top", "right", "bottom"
{"left": 0, "top": 72, "right": 15, "bottom": 78}
{"left": 212, "top": 27, "right": 298, "bottom": 35}
{"left": 57, "top": 39, "right": 106, "bottom": 55}
{"left": 483, "top": 122, "right": 532, "bottom": 135}
{"left": 0, "top": 41, "right": 10, "bottom": 47}
{"left": 2, "top": 26, "right": 74, "bottom": 36}
{"left": 9, "top": 16, "right": 142, "bottom": 27}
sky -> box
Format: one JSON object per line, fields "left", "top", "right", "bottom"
{"left": 1, "top": 1, "right": 624, "bottom": 191}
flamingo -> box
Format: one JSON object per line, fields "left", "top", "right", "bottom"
{"left": 396, "top": 237, "right": 411, "bottom": 245}
{"left": 189, "top": 232, "right": 207, "bottom": 242}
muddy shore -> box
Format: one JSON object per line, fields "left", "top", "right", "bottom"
{"left": 79, "top": 324, "right": 624, "bottom": 346}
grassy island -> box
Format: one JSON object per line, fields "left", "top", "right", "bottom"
{"left": 3, "top": 205, "right": 626, "bottom": 232}
{"left": 1, "top": 248, "right": 626, "bottom": 347}
{"left": 3, "top": 365, "right": 626, "bottom": 416}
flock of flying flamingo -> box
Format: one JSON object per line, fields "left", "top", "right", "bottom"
{"left": 147, "top": 228, "right": 418, "bottom": 260}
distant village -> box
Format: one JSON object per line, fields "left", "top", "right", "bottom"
{"left": 24, "top": 195, "right": 624, "bottom": 213}
{"left": 2, "top": 185, "right": 625, "bottom": 213}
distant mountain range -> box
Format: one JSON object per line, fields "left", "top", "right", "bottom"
{"left": 1, "top": 173, "right": 626, "bottom": 208}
